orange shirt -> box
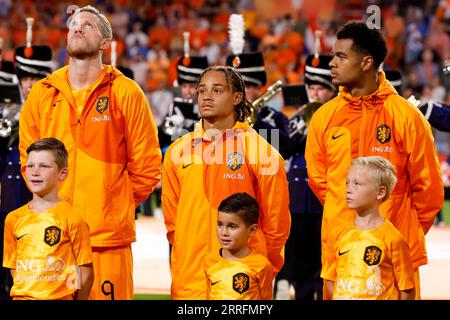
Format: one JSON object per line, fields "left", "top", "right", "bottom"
{"left": 3, "top": 201, "right": 92, "bottom": 300}
{"left": 322, "top": 220, "right": 415, "bottom": 300}
{"left": 204, "top": 249, "right": 273, "bottom": 300}
{"left": 70, "top": 69, "right": 106, "bottom": 116}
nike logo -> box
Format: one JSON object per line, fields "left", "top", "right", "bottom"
{"left": 211, "top": 280, "right": 221, "bottom": 286}
{"left": 338, "top": 250, "right": 350, "bottom": 256}
{"left": 16, "top": 234, "right": 27, "bottom": 241}
{"left": 182, "top": 163, "right": 193, "bottom": 169}
{"left": 332, "top": 133, "right": 344, "bottom": 140}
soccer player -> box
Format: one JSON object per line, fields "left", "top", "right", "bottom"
{"left": 18, "top": 5, "right": 162, "bottom": 299}
{"left": 305, "top": 21, "right": 443, "bottom": 299}
{"left": 162, "top": 66, "right": 290, "bottom": 299}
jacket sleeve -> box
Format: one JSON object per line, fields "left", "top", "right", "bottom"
{"left": 68, "top": 212, "right": 93, "bottom": 266}
{"left": 122, "top": 82, "right": 162, "bottom": 206}
{"left": 161, "top": 143, "right": 181, "bottom": 245}
{"left": 258, "top": 260, "right": 275, "bottom": 300}
{"left": 405, "top": 107, "right": 444, "bottom": 234}
{"left": 254, "top": 142, "right": 291, "bottom": 274}
{"left": 19, "top": 84, "right": 43, "bottom": 175}
{"left": 2, "top": 214, "right": 17, "bottom": 269}
{"left": 419, "top": 101, "right": 450, "bottom": 133}
{"left": 305, "top": 111, "right": 327, "bottom": 204}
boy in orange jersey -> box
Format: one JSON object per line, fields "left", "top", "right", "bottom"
{"left": 323, "top": 156, "right": 415, "bottom": 300}
{"left": 204, "top": 193, "right": 273, "bottom": 300}
{"left": 3, "top": 138, "right": 93, "bottom": 300}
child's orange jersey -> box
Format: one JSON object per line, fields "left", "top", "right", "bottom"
{"left": 322, "top": 220, "right": 415, "bottom": 300}
{"left": 204, "top": 250, "right": 273, "bottom": 300}
{"left": 3, "top": 201, "right": 92, "bottom": 300}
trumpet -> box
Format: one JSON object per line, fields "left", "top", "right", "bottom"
{"left": 249, "top": 80, "right": 283, "bottom": 125}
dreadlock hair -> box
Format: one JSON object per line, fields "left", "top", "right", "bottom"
{"left": 196, "top": 66, "right": 252, "bottom": 122}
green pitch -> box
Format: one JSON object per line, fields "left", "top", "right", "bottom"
{"left": 441, "top": 200, "right": 450, "bottom": 225}
{"left": 134, "top": 294, "right": 171, "bottom": 300}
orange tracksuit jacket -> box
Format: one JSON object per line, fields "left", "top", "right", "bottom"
{"left": 162, "top": 121, "right": 290, "bottom": 299}
{"left": 305, "top": 71, "right": 443, "bottom": 271}
{"left": 19, "top": 65, "right": 162, "bottom": 247}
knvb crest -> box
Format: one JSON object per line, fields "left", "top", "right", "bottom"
{"left": 233, "top": 273, "right": 250, "bottom": 294}
{"left": 376, "top": 124, "right": 391, "bottom": 144}
{"left": 44, "top": 226, "right": 61, "bottom": 247}
{"left": 226, "top": 152, "right": 243, "bottom": 171}
{"left": 96, "top": 97, "right": 109, "bottom": 114}
{"left": 364, "top": 246, "right": 382, "bottom": 266}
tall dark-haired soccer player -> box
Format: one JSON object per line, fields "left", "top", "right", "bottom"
{"left": 305, "top": 21, "right": 443, "bottom": 299}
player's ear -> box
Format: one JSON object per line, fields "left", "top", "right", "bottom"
{"left": 233, "top": 92, "right": 243, "bottom": 106}
{"left": 248, "top": 223, "right": 258, "bottom": 237}
{"left": 377, "top": 185, "right": 386, "bottom": 201}
{"left": 361, "top": 55, "right": 374, "bottom": 72}
{"left": 100, "top": 38, "right": 111, "bottom": 51}
{"left": 59, "top": 167, "right": 68, "bottom": 181}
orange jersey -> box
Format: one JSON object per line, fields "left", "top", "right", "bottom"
{"left": 204, "top": 250, "right": 273, "bottom": 300}
{"left": 305, "top": 71, "right": 443, "bottom": 270}
{"left": 162, "top": 121, "right": 290, "bottom": 299}
{"left": 3, "top": 201, "right": 92, "bottom": 300}
{"left": 19, "top": 65, "right": 162, "bottom": 247}
{"left": 322, "top": 220, "right": 415, "bottom": 300}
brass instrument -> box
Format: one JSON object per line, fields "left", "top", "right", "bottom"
{"left": 0, "top": 83, "right": 23, "bottom": 138}
{"left": 249, "top": 80, "right": 283, "bottom": 125}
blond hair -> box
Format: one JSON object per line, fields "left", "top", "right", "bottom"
{"left": 75, "top": 5, "right": 112, "bottom": 40}
{"left": 352, "top": 156, "right": 397, "bottom": 202}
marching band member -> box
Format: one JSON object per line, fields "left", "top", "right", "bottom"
{"left": 225, "top": 14, "right": 291, "bottom": 159}
{"left": 0, "top": 20, "right": 53, "bottom": 299}
{"left": 158, "top": 32, "right": 208, "bottom": 155}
